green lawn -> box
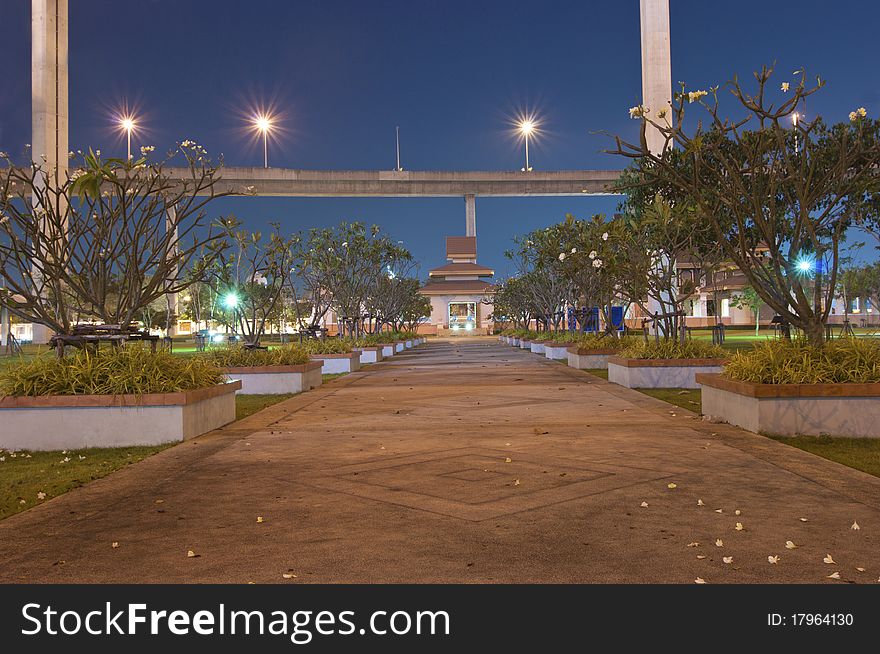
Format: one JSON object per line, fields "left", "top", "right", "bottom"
{"left": 584, "top": 368, "right": 608, "bottom": 380}
{"left": 0, "top": 445, "right": 170, "bottom": 521}
{"left": 620, "top": 384, "right": 880, "bottom": 480}
{"left": 0, "top": 392, "right": 305, "bottom": 521}
{"left": 636, "top": 387, "right": 702, "bottom": 412}
{"left": 235, "top": 393, "right": 296, "bottom": 420}
{"left": 767, "top": 435, "right": 880, "bottom": 479}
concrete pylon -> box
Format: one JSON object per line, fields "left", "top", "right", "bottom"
{"left": 641, "top": 0, "right": 674, "bottom": 334}
{"left": 32, "top": 0, "right": 68, "bottom": 186}
{"left": 464, "top": 194, "right": 476, "bottom": 237}
{"left": 640, "top": 0, "right": 671, "bottom": 155}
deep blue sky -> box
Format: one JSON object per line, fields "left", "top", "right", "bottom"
{"left": 3, "top": 0, "right": 878, "bottom": 277}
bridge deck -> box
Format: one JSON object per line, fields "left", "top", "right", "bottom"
{"left": 165, "top": 167, "right": 622, "bottom": 197}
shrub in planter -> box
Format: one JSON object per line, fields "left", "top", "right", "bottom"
{"left": 723, "top": 339, "right": 880, "bottom": 384}
{"left": 1, "top": 347, "right": 225, "bottom": 396}
{"left": 608, "top": 340, "right": 726, "bottom": 389}
{"left": 0, "top": 347, "right": 237, "bottom": 450}
{"left": 699, "top": 339, "right": 880, "bottom": 438}
{"left": 206, "top": 345, "right": 322, "bottom": 395}
{"left": 566, "top": 334, "right": 639, "bottom": 369}
{"left": 299, "top": 339, "right": 360, "bottom": 374}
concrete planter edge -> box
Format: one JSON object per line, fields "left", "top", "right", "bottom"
{"left": 697, "top": 373, "right": 880, "bottom": 438}
{"left": 0, "top": 381, "right": 241, "bottom": 451}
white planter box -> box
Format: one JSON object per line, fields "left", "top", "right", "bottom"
{"left": 566, "top": 346, "right": 617, "bottom": 370}
{"left": 0, "top": 381, "right": 240, "bottom": 450}
{"left": 529, "top": 342, "right": 546, "bottom": 355}
{"left": 310, "top": 352, "right": 361, "bottom": 374}
{"left": 404, "top": 339, "right": 413, "bottom": 349}
{"left": 224, "top": 362, "right": 323, "bottom": 394}
{"left": 519, "top": 340, "right": 531, "bottom": 350}
{"left": 354, "top": 346, "right": 383, "bottom": 364}
{"left": 379, "top": 343, "right": 395, "bottom": 357}
{"left": 394, "top": 341, "right": 405, "bottom": 353}
{"left": 543, "top": 342, "right": 573, "bottom": 360}
{"left": 697, "top": 374, "right": 880, "bottom": 438}
{"left": 607, "top": 356, "right": 725, "bottom": 389}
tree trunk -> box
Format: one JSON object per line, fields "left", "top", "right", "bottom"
{"left": 803, "top": 320, "right": 825, "bottom": 347}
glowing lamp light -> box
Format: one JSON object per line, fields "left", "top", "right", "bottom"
{"left": 222, "top": 292, "right": 239, "bottom": 310}
{"left": 796, "top": 258, "right": 814, "bottom": 274}
{"left": 254, "top": 115, "right": 272, "bottom": 133}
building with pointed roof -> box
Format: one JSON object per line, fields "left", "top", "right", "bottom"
{"left": 420, "top": 236, "right": 496, "bottom": 335}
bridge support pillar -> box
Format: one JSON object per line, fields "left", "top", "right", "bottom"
{"left": 32, "top": 0, "right": 68, "bottom": 187}
{"left": 464, "top": 194, "right": 476, "bottom": 237}
{"left": 640, "top": 0, "right": 671, "bottom": 155}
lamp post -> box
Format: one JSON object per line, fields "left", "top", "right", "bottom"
{"left": 119, "top": 116, "right": 136, "bottom": 160}
{"left": 519, "top": 120, "right": 534, "bottom": 172}
{"left": 253, "top": 115, "right": 272, "bottom": 168}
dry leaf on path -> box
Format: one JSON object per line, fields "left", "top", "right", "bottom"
{"left": 695, "top": 577, "right": 706, "bottom": 584}
{"left": 851, "top": 521, "right": 860, "bottom": 531}
{"left": 785, "top": 541, "right": 797, "bottom": 549}
{"left": 640, "top": 502, "right": 648, "bottom": 508}
{"left": 715, "top": 539, "right": 723, "bottom": 547}
{"left": 823, "top": 554, "right": 835, "bottom": 564}
{"left": 723, "top": 556, "right": 733, "bottom": 564}
{"left": 827, "top": 572, "right": 841, "bottom": 580}
{"left": 768, "top": 555, "right": 780, "bottom": 564}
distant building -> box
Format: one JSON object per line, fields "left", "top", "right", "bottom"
{"left": 420, "top": 236, "right": 495, "bottom": 335}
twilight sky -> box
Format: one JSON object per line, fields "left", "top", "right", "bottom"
{"left": 2, "top": 0, "right": 879, "bottom": 277}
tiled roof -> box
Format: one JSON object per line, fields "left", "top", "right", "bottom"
{"left": 428, "top": 262, "right": 495, "bottom": 277}
{"left": 420, "top": 279, "right": 496, "bottom": 295}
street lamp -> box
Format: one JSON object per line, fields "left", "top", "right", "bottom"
{"left": 222, "top": 292, "right": 240, "bottom": 310}
{"left": 119, "top": 115, "right": 137, "bottom": 160}
{"left": 253, "top": 114, "right": 273, "bottom": 168}
{"left": 519, "top": 120, "right": 535, "bottom": 172}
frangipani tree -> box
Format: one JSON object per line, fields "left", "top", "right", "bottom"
{"left": 506, "top": 226, "right": 576, "bottom": 331}
{"left": 610, "top": 65, "right": 880, "bottom": 345}
{"left": 209, "top": 217, "right": 294, "bottom": 346}
{"left": 0, "top": 143, "right": 233, "bottom": 336}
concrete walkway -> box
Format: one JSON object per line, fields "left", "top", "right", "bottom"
{"left": 1, "top": 338, "right": 878, "bottom": 583}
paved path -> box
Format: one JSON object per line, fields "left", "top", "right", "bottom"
{"left": 1, "top": 338, "right": 878, "bottom": 583}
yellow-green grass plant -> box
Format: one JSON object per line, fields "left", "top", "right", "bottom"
{"left": 0, "top": 346, "right": 226, "bottom": 397}
{"left": 618, "top": 339, "right": 727, "bottom": 360}
{"left": 205, "top": 344, "right": 310, "bottom": 368}
{"left": 724, "top": 338, "right": 880, "bottom": 384}
{"left": 299, "top": 338, "right": 354, "bottom": 355}
{"left": 570, "top": 333, "right": 641, "bottom": 350}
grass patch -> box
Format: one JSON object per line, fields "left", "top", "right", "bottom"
{"left": 636, "top": 387, "right": 702, "bottom": 412}
{"left": 235, "top": 394, "right": 295, "bottom": 421}
{"left": 322, "top": 373, "right": 348, "bottom": 382}
{"left": 584, "top": 368, "right": 608, "bottom": 380}
{"left": 768, "top": 435, "right": 880, "bottom": 479}
{"left": 0, "top": 346, "right": 225, "bottom": 396}
{"left": 619, "top": 339, "right": 726, "bottom": 360}
{"left": 204, "top": 344, "right": 310, "bottom": 368}
{"left": 0, "top": 445, "right": 170, "bottom": 521}
{"left": 724, "top": 338, "right": 880, "bottom": 384}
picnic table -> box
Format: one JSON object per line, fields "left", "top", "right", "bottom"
{"left": 49, "top": 324, "right": 160, "bottom": 358}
